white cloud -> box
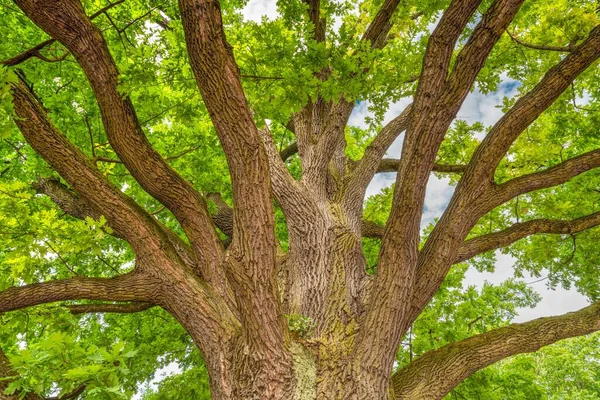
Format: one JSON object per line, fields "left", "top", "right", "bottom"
{"left": 241, "top": 0, "right": 278, "bottom": 22}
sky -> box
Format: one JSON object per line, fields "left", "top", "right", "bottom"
{"left": 138, "top": 0, "right": 591, "bottom": 393}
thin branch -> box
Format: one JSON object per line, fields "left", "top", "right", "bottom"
{"left": 376, "top": 158, "right": 466, "bottom": 174}
{"left": 506, "top": 29, "right": 574, "bottom": 52}
{"left": 392, "top": 302, "right": 600, "bottom": 399}
{"left": 494, "top": 148, "right": 600, "bottom": 208}
{"left": 240, "top": 74, "right": 285, "bottom": 80}
{"left": 1, "top": 0, "right": 125, "bottom": 67}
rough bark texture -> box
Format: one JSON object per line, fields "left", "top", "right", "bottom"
{"left": 2, "top": 0, "right": 600, "bottom": 399}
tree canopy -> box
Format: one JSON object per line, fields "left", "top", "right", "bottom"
{"left": 1, "top": 0, "right": 600, "bottom": 398}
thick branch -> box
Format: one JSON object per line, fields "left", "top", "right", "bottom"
{"left": 344, "top": 104, "right": 412, "bottom": 210}
{"left": 391, "top": 302, "right": 600, "bottom": 399}
{"left": 462, "top": 25, "right": 600, "bottom": 186}
{"left": 258, "top": 126, "right": 317, "bottom": 226}
{"left": 0, "top": 273, "right": 154, "bottom": 315}
{"left": 354, "top": 0, "right": 485, "bottom": 387}
{"left": 66, "top": 302, "right": 154, "bottom": 314}
{"left": 14, "top": 0, "right": 225, "bottom": 285}
{"left": 11, "top": 80, "right": 171, "bottom": 257}
{"left": 457, "top": 211, "right": 600, "bottom": 262}
{"left": 178, "top": 0, "right": 292, "bottom": 388}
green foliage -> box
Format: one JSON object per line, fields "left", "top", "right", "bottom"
{"left": 0, "top": 0, "right": 599, "bottom": 398}
{"left": 286, "top": 314, "right": 315, "bottom": 338}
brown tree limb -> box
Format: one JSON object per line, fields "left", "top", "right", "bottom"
{"left": 361, "top": 0, "right": 402, "bottom": 49}
{"left": 461, "top": 25, "right": 600, "bottom": 189}
{"left": 14, "top": 0, "right": 226, "bottom": 287}
{"left": 258, "top": 126, "right": 317, "bottom": 228}
{"left": 0, "top": 273, "right": 154, "bottom": 315}
{"left": 391, "top": 302, "right": 600, "bottom": 399}
{"left": 456, "top": 211, "right": 600, "bottom": 262}
{"left": 32, "top": 177, "right": 198, "bottom": 273}
{"left": 11, "top": 79, "right": 173, "bottom": 259}
{"left": 344, "top": 104, "right": 412, "bottom": 212}
{"left": 1, "top": 39, "right": 57, "bottom": 67}
{"left": 493, "top": 149, "right": 600, "bottom": 207}
{"left": 66, "top": 302, "right": 154, "bottom": 314}
{"left": 302, "top": 0, "right": 325, "bottom": 43}
{"left": 177, "top": 0, "right": 294, "bottom": 393}
{"left": 354, "top": 0, "right": 486, "bottom": 391}
{"left": 361, "top": 220, "right": 385, "bottom": 239}
{"left": 279, "top": 141, "right": 299, "bottom": 162}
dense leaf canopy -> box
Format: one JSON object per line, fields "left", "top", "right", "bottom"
{"left": 0, "top": 0, "right": 599, "bottom": 398}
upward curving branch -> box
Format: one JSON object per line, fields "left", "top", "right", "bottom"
{"left": 492, "top": 148, "right": 600, "bottom": 207}
{"left": 178, "top": 0, "right": 294, "bottom": 392}
{"left": 391, "top": 302, "right": 600, "bottom": 399}
{"left": 354, "top": 0, "right": 498, "bottom": 390}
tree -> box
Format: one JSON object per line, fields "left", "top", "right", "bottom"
{"left": 1, "top": 0, "right": 600, "bottom": 398}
